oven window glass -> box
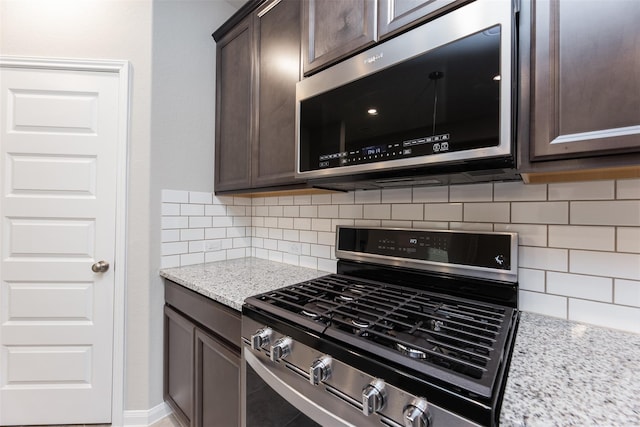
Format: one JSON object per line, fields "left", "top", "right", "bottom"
{"left": 245, "top": 365, "right": 320, "bottom": 427}
{"left": 299, "top": 25, "right": 501, "bottom": 172}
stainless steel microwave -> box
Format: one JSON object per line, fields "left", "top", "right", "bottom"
{"left": 296, "top": 0, "right": 520, "bottom": 189}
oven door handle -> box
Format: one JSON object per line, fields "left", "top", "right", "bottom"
{"left": 244, "top": 347, "right": 356, "bottom": 427}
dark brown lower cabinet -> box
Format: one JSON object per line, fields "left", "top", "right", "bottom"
{"left": 164, "top": 280, "right": 241, "bottom": 427}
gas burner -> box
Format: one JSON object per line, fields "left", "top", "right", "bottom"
{"left": 396, "top": 342, "right": 427, "bottom": 359}
{"left": 352, "top": 318, "right": 371, "bottom": 328}
{"left": 335, "top": 288, "right": 364, "bottom": 303}
{"left": 300, "top": 302, "right": 322, "bottom": 319}
{"left": 390, "top": 330, "right": 439, "bottom": 359}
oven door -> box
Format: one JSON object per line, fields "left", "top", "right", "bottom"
{"left": 241, "top": 347, "right": 359, "bottom": 427}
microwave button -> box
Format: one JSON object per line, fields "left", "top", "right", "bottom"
{"left": 403, "top": 149, "right": 412, "bottom": 155}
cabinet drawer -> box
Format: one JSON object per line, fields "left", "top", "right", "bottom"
{"left": 165, "top": 280, "right": 241, "bottom": 348}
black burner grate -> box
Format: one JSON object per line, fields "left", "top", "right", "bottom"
{"left": 255, "top": 274, "right": 510, "bottom": 382}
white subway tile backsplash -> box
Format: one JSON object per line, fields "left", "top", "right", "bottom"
{"left": 283, "top": 229, "right": 300, "bottom": 241}
{"left": 161, "top": 255, "right": 180, "bottom": 269}
{"left": 162, "top": 203, "right": 180, "bottom": 216}
{"left": 614, "top": 279, "right": 640, "bottom": 307}
{"left": 189, "top": 191, "right": 212, "bottom": 204}
{"left": 278, "top": 217, "right": 293, "bottom": 229}
{"left": 494, "top": 182, "right": 547, "bottom": 201}
{"left": 299, "top": 256, "right": 318, "bottom": 269}
{"left": 363, "top": 204, "right": 391, "bottom": 220}
{"left": 332, "top": 192, "right": 355, "bottom": 205}
{"left": 294, "top": 217, "right": 312, "bottom": 230}
{"left": 278, "top": 196, "right": 294, "bottom": 205}
{"left": 617, "top": 227, "right": 640, "bottom": 253}
{"left": 450, "top": 222, "right": 494, "bottom": 231}
{"left": 339, "top": 204, "right": 363, "bottom": 219}
{"left": 162, "top": 229, "right": 180, "bottom": 243}
{"left": 181, "top": 228, "right": 204, "bottom": 241}
{"left": 424, "top": 203, "right": 462, "bottom": 222}
{"left": 205, "top": 228, "right": 226, "bottom": 239}
{"left": 312, "top": 194, "right": 332, "bottom": 205}
{"left": 464, "top": 202, "right": 509, "bottom": 223}
{"left": 300, "top": 205, "right": 319, "bottom": 218}
{"left": 450, "top": 183, "right": 492, "bottom": 202}
{"left": 519, "top": 290, "right": 567, "bottom": 318}
{"left": 317, "top": 231, "right": 335, "bottom": 246}
{"left": 294, "top": 195, "right": 312, "bottom": 205}
{"left": 268, "top": 206, "right": 283, "bottom": 217}
{"left": 162, "top": 189, "right": 189, "bottom": 203}
{"left": 549, "top": 180, "right": 614, "bottom": 200}
{"left": 161, "top": 182, "right": 640, "bottom": 333}
{"left": 571, "top": 250, "right": 640, "bottom": 280}
{"left": 519, "top": 246, "right": 568, "bottom": 271}
{"left": 391, "top": 204, "right": 423, "bottom": 220}
{"left": 283, "top": 206, "right": 300, "bottom": 217}
{"left": 318, "top": 205, "right": 338, "bottom": 218}
{"left": 381, "top": 188, "right": 412, "bottom": 203}
{"left": 571, "top": 201, "right": 640, "bottom": 226}
{"left": 548, "top": 225, "right": 615, "bottom": 251}
{"left": 269, "top": 228, "right": 283, "bottom": 240}
{"left": 312, "top": 218, "right": 332, "bottom": 232}
{"left": 355, "top": 189, "right": 381, "bottom": 204}
{"left": 511, "top": 202, "right": 568, "bottom": 224}
{"left": 162, "top": 216, "right": 189, "bottom": 230}
{"left": 412, "top": 186, "right": 448, "bottom": 203}
{"left": 189, "top": 241, "right": 205, "bottom": 253}
{"left": 318, "top": 258, "right": 338, "bottom": 273}
{"left": 617, "top": 178, "right": 640, "bottom": 199}
{"left": 206, "top": 204, "right": 227, "bottom": 216}
{"left": 494, "top": 224, "right": 547, "bottom": 247}
{"left": 190, "top": 216, "right": 212, "bottom": 228}
{"left": 299, "top": 230, "right": 318, "bottom": 244}
{"left": 310, "top": 244, "right": 330, "bottom": 258}
{"left": 569, "top": 299, "right": 640, "bottom": 334}
{"left": 518, "top": 268, "right": 545, "bottom": 292}
{"left": 181, "top": 252, "right": 204, "bottom": 266}
{"left": 547, "top": 272, "right": 612, "bottom": 302}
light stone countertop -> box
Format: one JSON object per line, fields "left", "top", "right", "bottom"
{"left": 160, "top": 258, "right": 640, "bottom": 427}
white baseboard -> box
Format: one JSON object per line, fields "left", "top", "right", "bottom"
{"left": 123, "top": 402, "right": 173, "bottom": 426}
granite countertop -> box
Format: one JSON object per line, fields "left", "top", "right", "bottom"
{"left": 160, "top": 258, "right": 640, "bottom": 426}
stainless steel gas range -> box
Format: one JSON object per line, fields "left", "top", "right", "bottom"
{"left": 241, "top": 226, "right": 520, "bottom": 426}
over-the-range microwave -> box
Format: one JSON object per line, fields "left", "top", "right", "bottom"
{"left": 296, "top": 0, "right": 520, "bottom": 191}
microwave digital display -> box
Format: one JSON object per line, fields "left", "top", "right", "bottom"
{"left": 298, "top": 25, "right": 504, "bottom": 173}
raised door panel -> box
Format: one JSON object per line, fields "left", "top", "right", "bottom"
{"left": 215, "top": 16, "right": 254, "bottom": 191}
{"left": 164, "top": 306, "right": 195, "bottom": 427}
{"left": 253, "top": 0, "right": 302, "bottom": 188}
{"left": 530, "top": 0, "right": 640, "bottom": 161}
{"left": 378, "top": 0, "right": 461, "bottom": 39}
{"left": 303, "top": 0, "right": 376, "bottom": 75}
{"left": 194, "top": 329, "right": 240, "bottom": 427}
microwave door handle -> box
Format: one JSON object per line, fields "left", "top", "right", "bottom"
{"left": 243, "top": 348, "right": 356, "bottom": 427}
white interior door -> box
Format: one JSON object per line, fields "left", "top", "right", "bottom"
{"left": 0, "top": 62, "right": 122, "bottom": 425}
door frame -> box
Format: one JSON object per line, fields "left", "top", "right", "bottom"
{"left": 0, "top": 56, "right": 130, "bottom": 426}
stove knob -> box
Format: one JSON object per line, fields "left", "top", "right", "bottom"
{"left": 270, "top": 336, "right": 292, "bottom": 362}
{"left": 362, "top": 378, "right": 386, "bottom": 416}
{"left": 250, "top": 327, "right": 273, "bottom": 351}
{"left": 309, "top": 356, "right": 332, "bottom": 386}
{"left": 403, "top": 398, "right": 431, "bottom": 427}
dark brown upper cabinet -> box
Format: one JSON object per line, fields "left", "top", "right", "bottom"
{"left": 378, "top": 0, "right": 463, "bottom": 39}
{"left": 528, "top": 0, "right": 640, "bottom": 162}
{"left": 215, "top": 16, "right": 254, "bottom": 192}
{"left": 214, "top": 0, "right": 302, "bottom": 193}
{"left": 302, "top": 0, "right": 377, "bottom": 75}
{"left": 253, "top": 0, "right": 302, "bottom": 188}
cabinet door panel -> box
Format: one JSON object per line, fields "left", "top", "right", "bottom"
{"left": 531, "top": 0, "right": 640, "bottom": 160}
{"left": 378, "top": 0, "right": 461, "bottom": 39}
{"left": 194, "top": 329, "right": 240, "bottom": 427}
{"left": 303, "top": 0, "right": 376, "bottom": 74}
{"left": 215, "top": 17, "right": 254, "bottom": 191}
{"left": 253, "top": 0, "right": 301, "bottom": 187}
{"left": 164, "top": 306, "right": 195, "bottom": 427}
